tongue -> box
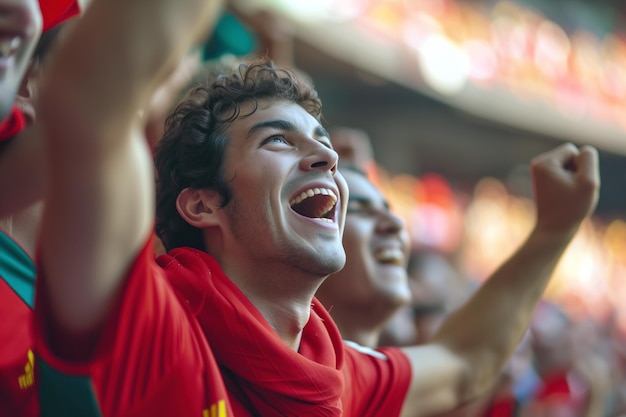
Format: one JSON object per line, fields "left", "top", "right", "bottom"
{"left": 292, "top": 194, "right": 334, "bottom": 219}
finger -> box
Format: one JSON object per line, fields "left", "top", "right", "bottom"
{"left": 574, "top": 146, "right": 600, "bottom": 185}
{"left": 531, "top": 143, "right": 579, "bottom": 168}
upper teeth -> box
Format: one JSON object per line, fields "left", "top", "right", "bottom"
{"left": 290, "top": 187, "right": 337, "bottom": 206}
{"left": 0, "top": 37, "right": 19, "bottom": 57}
{"left": 375, "top": 248, "right": 404, "bottom": 264}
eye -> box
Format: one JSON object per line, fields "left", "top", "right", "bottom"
{"left": 347, "top": 197, "right": 389, "bottom": 217}
{"left": 346, "top": 200, "right": 374, "bottom": 215}
{"left": 262, "top": 135, "right": 289, "bottom": 146}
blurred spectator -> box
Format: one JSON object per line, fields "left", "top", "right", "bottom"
{"left": 316, "top": 163, "right": 412, "bottom": 348}
{"left": 329, "top": 126, "right": 375, "bottom": 173}
{"left": 521, "top": 302, "right": 611, "bottom": 417}
{"left": 380, "top": 250, "right": 468, "bottom": 346}
{"left": 316, "top": 127, "right": 409, "bottom": 348}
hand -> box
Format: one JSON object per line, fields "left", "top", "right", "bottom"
{"left": 530, "top": 143, "right": 600, "bottom": 237}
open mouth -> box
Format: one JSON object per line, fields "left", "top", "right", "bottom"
{"left": 374, "top": 248, "right": 405, "bottom": 265}
{"left": 290, "top": 187, "right": 338, "bottom": 223}
{"left": 0, "top": 37, "right": 20, "bottom": 58}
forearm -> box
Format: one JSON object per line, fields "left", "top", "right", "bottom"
{"left": 40, "top": 0, "right": 223, "bottom": 157}
{"left": 400, "top": 145, "right": 599, "bottom": 417}
{"left": 431, "top": 227, "right": 575, "bottom": 401}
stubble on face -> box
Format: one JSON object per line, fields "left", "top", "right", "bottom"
{"left": 214, "top": 99, "right": 348, "bottom": 281}
{"left": 224, "top": 194, "right": 346, "bottom": 278}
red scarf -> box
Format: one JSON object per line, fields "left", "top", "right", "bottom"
{"left": 162, "top": 248, "right": 346, "bottom": 417}
{"left": 0, "top": 106, "right": 26, "bottom": 142}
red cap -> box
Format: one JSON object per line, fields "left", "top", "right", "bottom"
{"left": 39, "top": 0, "right": 80, "bottom": 32}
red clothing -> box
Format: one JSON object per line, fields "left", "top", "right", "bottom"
{"left": 342, "top": 344, "right": 412, "bottom": 416}
{"left": 0, "top": 106, "right": 26, "bottom": 143}
{"left": 0, "top": 282, "right": 36, "bottom": 417}
{"left": 0, "top": 5, "right": 79, "bottom": 414}
{"left": 483, "top": 393, "right": 517, "bottom": 417}
{"left": 35, "top": 238, "right": 412, "bottom": 416}
{"left": 528, "top": 371, "right": 589, "bottom": 417}
{"left": 161, "top": 247, "right": 412, "bottom": 417}
{"left": 39, "top": 0, "right": 80, "bottom": 32}
{"left": 35, "top": 238, "right": 233, "bottom": 416}
{"left": 0, "top": 231, "right": 37, "bottom": 417}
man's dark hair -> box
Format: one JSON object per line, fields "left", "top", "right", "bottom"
{"left": 33, "top": 24, "right": 65, "bottom": 65}
{"left": 154, "top": 58, "right": 322, "bottom": 252}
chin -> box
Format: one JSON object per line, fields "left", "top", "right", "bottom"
{"left": 313, "top": 244, "right": 346, "bottom": 275}
{"left": 315, "top": 254, "right": 346, "bottom": 276}
{"left": 377, "top": 283, "right": 412, "bottom": 306}
{"left": 283, "top": 246, "right": 346, "bottom": 277}
{"left": 380, "top": 292, "right": 412, "bottom": 310}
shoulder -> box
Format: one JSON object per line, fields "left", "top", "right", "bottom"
{"left": 157, "top": 247, "right": 219, "bottom": 309}
{"left": 157, "top": 247, "right": 216, "bottom": 278}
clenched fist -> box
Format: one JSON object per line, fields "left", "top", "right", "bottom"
{"left": 530, "top": 143, "right": 600, "bottom": 238}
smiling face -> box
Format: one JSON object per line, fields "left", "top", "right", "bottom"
{"left": 0, "top": 0, "right": 42, "bottom": 119}
{"left": 317, "top": 168, "right": 411, "bottom": 313}
{"left": 213, "top": 99, "right": 348, "bottom": 279}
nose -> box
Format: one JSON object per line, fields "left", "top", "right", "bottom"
{"left": 300, "top": 141, "right": 338, "bottom": 174}
{"left": 376, "top": 209, "right": 404, "bottom": 235}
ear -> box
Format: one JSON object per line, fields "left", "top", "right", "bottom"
{"left": 176, "top": 187, "right": 223, "bottom": 228}
{"left": 15, "top": 63, "right": 41, "bottom": 125}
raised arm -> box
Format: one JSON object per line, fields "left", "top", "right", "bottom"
{"left": 38, "top": 0, "right": 223, "bottom": 338}
{"left": 399, "top": 144, "right": 600, "bottom": 417}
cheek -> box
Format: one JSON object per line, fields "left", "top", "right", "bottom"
{"left": 342, "top": 224, "right": 370, "bottom": 252}
{"left": 342, "top": 232, "right": 373, "bottom": 273}
{"left": 400, "top": 230, "right": 411, "bottom": 257}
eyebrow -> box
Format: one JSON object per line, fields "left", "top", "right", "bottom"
{"left": 247, "top": 119, "right": 330, "bottom": 143}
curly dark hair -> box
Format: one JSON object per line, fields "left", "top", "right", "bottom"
{"left": 154, "top": 58, "right": 323, "bottom": 252}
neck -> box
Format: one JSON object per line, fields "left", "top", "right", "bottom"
{"left": 250, "top": 297, "right": 310, "bottom": 350}
{"left": 219, "top": 256, "right": 324, "bottom": 351}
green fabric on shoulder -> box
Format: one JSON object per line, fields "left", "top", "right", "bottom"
{"left": 0, "top": 230, "right": 36, "bottom": 308}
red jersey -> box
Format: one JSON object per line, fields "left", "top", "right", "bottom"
{"left": 34, "top": 238, "right": 233, "bottom": 417}
{"left": 160, "top": 247, "right": 412, "bottom": 417}
{"left": 35, "top": 240, "right": 412, "bottom": 416}
{"left": 0, "top": 231, "right": 37, "bottom": 417}
{"left": 342, "top": 342, "right": 413, "bottom": 417}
